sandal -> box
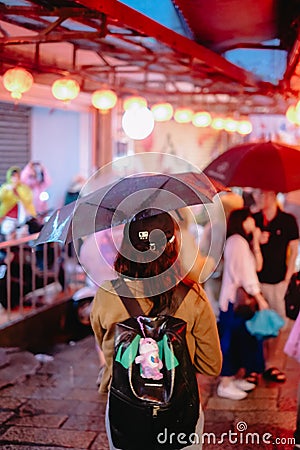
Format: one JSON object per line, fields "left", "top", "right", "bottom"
{"left": 263, "top": 367, "right": 286, "bottom": 383}
{"left": 245, "top": 372, "right": 259, "bottom": 385}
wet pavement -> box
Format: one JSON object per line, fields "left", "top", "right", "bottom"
{"left": 0, "top": 324, "right": 299, "bottom": 450}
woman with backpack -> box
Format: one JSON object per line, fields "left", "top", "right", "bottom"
{"left": 90, "top": 208, "right": 222, "bottom": 450}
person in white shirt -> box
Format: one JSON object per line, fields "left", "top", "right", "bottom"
{"left": 217, "top": 208, "right": 269, "bottom": 400}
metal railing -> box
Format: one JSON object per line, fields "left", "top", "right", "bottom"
{"left": 0, "top": 234, "right": 83, "bottom": 325}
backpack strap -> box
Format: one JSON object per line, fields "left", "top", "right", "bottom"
{"left": 172, "top": 281, "right": 190, "bottom": 312}
{"left": 112, "top": 278, "right": 144, "bottom": 317}
{"left": 111, "top": 277, "right": 190, "bottom": 317}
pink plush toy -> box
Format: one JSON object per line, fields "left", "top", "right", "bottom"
{"left": 135, "top": 337, "right": 163, "bottom": 380}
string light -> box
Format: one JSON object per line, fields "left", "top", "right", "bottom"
{"left": 2, "top": 69, "right": 253, "bottom": 136}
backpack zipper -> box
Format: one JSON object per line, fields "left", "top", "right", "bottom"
{"left": 153, "top": 405, "right": 160, "bottom": 417}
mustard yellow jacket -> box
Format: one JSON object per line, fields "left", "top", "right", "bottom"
{"left": 90, "top": 279, "right": 222, "bottom": 393}
{"left": 0, "top": 182, "right": 36, "bottom": 219}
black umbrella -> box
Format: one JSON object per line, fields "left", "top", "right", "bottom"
{"left": 35, "top": 171, "right": 226, "bottom": 245}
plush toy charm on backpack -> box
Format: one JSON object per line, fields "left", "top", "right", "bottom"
{"left": 135, "top": 337, "right": 163, "bottom": 380}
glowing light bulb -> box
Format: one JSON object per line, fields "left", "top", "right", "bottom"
{"left": 39, "top": 191, "right": 49, "bottom": 202}
{"left": 122, "top": 106, "right": 154, "bottom": 140}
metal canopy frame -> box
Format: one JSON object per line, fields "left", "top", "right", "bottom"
{"left": 0, "top": 0, "right": 299, "bottom": 114}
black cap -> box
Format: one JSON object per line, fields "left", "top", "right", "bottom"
{"left": 128, "top": 209, "right": 175, "bottom": 251}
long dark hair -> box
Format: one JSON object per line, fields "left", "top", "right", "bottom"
{"left": 114, "top": 222, "right": 183, "bottom": 315}
{"left": 226, "top": 207, "right": 252, "bottom": 241}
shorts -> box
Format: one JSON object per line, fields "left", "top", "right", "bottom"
{"left": 260, "top": 281, "right": 287, "bottom": 320}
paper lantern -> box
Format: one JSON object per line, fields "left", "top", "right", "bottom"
{"left": 174, "top": 108, "right": 193, "bottom": 124}
{"left": 123, "top": 96, "right": 147, "bottom": 111}
{"left": 151, "top": 103, "right": 173, "bottom": 122}
{"left": 237, "top": 119, "right": 253, "bottom": 135}
{"left": 51, "top": 78, "right": 80, "bottom": 102}
{"left": 224, "top": 118, "right": 238, "bottom": 133}
{"left": 3, "top": 67, "right": 33, "bottom": 100}
{"left": 192, "top": 111, "right": 212, "bottom": 127}
{"left": 286, "top": 105, "right": 297, "bottom": 124}
{"left": 92, "top": 89, "right": 117, "bottom": 112}
{"left": 211, "top": 117, "right": 225, "bottom": 130}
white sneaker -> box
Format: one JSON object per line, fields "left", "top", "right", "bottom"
{"left": 233, "top": 378, "right": 256, "bottom": 391}
{"left": 217, "top": 382, "right": 248, "bottom": 400}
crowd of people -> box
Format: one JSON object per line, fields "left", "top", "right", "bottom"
{"left": 0, "top": 161, "right": 51, "bottom": 240}
{"left": 0, "top": 162, "right": 86, "bottom": 242}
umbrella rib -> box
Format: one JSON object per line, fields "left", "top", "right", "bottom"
{"left": 137, "top": 179, "right": 170, "bottom": 211}
{"left": 88, "top": 202, "right": 127, "bottom": 219}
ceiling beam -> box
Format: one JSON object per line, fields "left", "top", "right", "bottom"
{"left": 284, "top": 30, "right": 300, "bottom": 81}
{"left": 0, "top": 31, "right": 103, "bottom": 45}
{"left": 0, "top": 4, "right": 100, "bottom": 18}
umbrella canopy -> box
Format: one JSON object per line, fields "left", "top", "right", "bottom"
{"left": 35, "top": 171, "right": 226, "bottom": 245}
{"left": 203, "top": 141, "right": 300, "bottom": 193}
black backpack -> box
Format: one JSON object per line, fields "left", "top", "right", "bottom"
{"left": 109, "top": 278, "right": 200, "bottom": 450}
